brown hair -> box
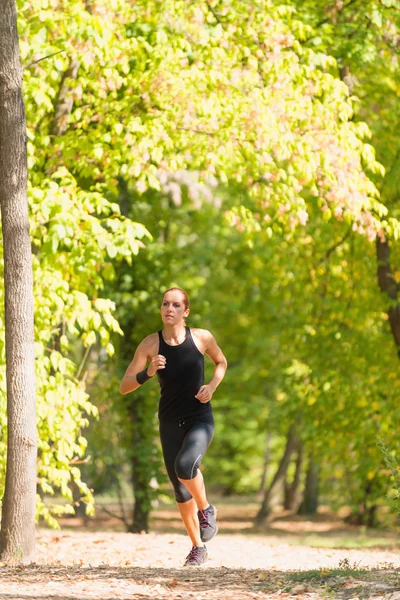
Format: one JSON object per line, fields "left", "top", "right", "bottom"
{"left": 162, "top": 287, "right": 190, "bottom": 310}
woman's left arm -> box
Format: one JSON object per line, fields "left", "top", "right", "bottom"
{"left": 195, "top": 331, "right": 227, "bottom": 403}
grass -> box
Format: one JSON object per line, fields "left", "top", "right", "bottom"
{"left": 285, "top": 566, "right": 370, "bottom": 583}
{"left": 282, "top": 559, "right": 400, "bottom": 596}
{"left": 286, "top": 533, "right": 400, "bottom": 550}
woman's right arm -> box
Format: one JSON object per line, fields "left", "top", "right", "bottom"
{"left": 119, "top": 340, "right": 149, "bottom": 395}
{"left": 119, "top": 336, "right": 166, "bottom": 395}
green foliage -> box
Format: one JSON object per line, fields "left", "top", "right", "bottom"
{"left": 21, "top": 0, "right": 395, "bottom": 237}
{"left": 376, "top": 436, "right": 400, "bottom": 516}
{"left": 0, "top": 0, "right": 152, "bottom": 523}
{"left": 292, "top": 0, "right": 400, "bottom": 208}
{"left": 1, "top": 0, "right": 399, "bottom": 527}
{"left": 285, "top": 561, "right": 371, "bottom": 584}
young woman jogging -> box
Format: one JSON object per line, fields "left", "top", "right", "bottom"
{"left": 120, "top": 287, "right": 227, "bottom": 566}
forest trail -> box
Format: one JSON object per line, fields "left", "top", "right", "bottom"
{"left": 1, "top": 505, "right": 400, "bottom": 599}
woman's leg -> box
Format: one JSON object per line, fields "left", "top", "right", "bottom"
{"left": 174, "top": 423, "right": 217, "bottom": 543}
{"left": 174, "top": 423, "right": 214, "bottom": 494}
{"left": 178, "top": 467, "right": 208, "bottom": 510}
{"left": 176, "top": 470, "right": 209, "bottom": 546}
{"left": 176, "top": 498, "right": 203, "bottom": 547}
{"left": 159, "top": 421, "right": 203, "bottom": 546}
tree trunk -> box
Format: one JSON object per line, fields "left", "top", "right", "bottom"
{"left": 345, "top": 479, "right": 378, "bottom": 527}
{"left": 284, "top": 443, "right": 303, "bottom": 511}
{"left": 0, "top": 0, "right": 37, "bottom": 563}
{"left": 362, "top": 479, "right": 378, "bottom": 527}
{"left": 376, "top": 238, "right": 400, "bottom": 353}
{"left": 258, "top": 429, "right": 272, "bottom": 493}
{"left": 127, "top": 395, "right": 153, "bottom": 533}
{"left": 298, "top": 458, "right": 319, "bottom": 515}
{"left": 256, "top": 424, "right": 300, "bottom": 524}
{"left": 50, "top": 58, "right": 79, "bottom": 137}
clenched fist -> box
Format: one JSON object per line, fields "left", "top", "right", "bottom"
{"left": 195, "top": 384, "right": 214, "bottom": 403}
{"left": 147, "top": 354, "right": 167, "bottom": 377}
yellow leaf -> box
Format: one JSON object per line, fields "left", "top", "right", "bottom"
{"left": 356, "top": 397, "right": 368, "bottom": 408}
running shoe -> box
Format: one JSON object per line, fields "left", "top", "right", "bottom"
{"left": 198, "top": 503, "right": 218, "bottom": 542}
{"left": 183, "top": 545, "right": 208, "bottom": 567}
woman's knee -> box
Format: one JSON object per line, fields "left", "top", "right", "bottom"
{"left": 175, "top": 452, "right": 203, "bottom": 480}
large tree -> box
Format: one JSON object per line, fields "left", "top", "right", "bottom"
{"left": 0, "top": 0, "right": 37, "bottom": 563}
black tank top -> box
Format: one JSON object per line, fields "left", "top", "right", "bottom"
{"left": 157, "top": 326, "right": 212, "bottom": 421}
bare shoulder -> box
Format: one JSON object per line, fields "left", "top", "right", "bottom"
{"left": 139, "top": 332, "right": 159, "bottom": 357}
{"left": 141, "top": 332, "right": 159, "bottom": 346}
{"left": 191, "top": 328, "right": 214, "bottom": 343}
{"left": 191, "top": 328, "right": 226, "bottom": 362}
{"left": 190, "top": 328, "right": 215, "bottom": 354}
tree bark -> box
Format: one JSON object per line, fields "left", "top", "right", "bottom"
{"left": 256, "top": 424, "right": 300, "bottom": 524}
{"left": 0, "top": 0, "right": 37, "bottom": 563}
{"left": 258, "top": 429, "right": 272, "bottom": 493}
{"left": 345, "top": 479, "right": 378, "bottom": 527}
{"left": 376, "top": 238, "right": 400, "bottom": 353}
{"left": 298, "top": 458, "right": 319, "bottom": 515}
{"left": 284, "top": 443, "right": 303, "bottom": 511}
{"left": 127, "top": 394, "right": 153, "bottom": 533}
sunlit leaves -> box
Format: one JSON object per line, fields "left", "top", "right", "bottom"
{"left": 0, "top": 0, "right": 397, "bottom": 523}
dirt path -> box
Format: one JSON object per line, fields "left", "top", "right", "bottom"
{"left": 35, "top": 529, "right": 400, "bottom": 570}
{"left": 0, "top": 529, "right": 400, "bottom": 600}
{"left": 1, "top": 506, "right": 400, "bottom": 599}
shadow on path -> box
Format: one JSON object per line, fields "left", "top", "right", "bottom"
{"left": 0, "top": 564, "right": 400, "bottom": 600}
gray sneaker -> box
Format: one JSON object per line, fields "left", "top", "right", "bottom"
{"left": 198, "top": 503, "right": 218, "bottom": 542}
{"left": 184, "top": 545, "right": 208, "bottom": 567}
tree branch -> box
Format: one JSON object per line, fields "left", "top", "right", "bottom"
{"left": 303, "top": 0, "right": 360, "bottom": 45}
{"left": 76, "top": 345, "right": 92, "bottom": 381}
{"left": 50, "top": 57, "right": 80, "bottom": 136}
{"left": 176, "top": 125, "right": 218, "bottom": 136}
{"left": 98, "top": 505, "right": 131, "bottom": 528}
{"left": 205, "top": 1, "right": 222, "bottom": 25}
{"left": 317, "top": 226, "right": 352, "bottom": 265}
{"left": 317, "top": 0, "right": 359, "bottom": 28}
{"left": 116, "top": 477, "right": 128, "bottom": 527}
{"left": 24, "top": 50, "right": 66, "bottom": 70}
{"left": 69, "top": 455, "right": 91, "bottom": 465}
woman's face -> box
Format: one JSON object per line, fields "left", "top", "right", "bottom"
{"left": 161, "top": 291, "right": 190, "bottom": 326}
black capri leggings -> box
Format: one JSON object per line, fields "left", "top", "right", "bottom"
{"left": 159, "top": 415, "right": 215, "bottom": 503}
